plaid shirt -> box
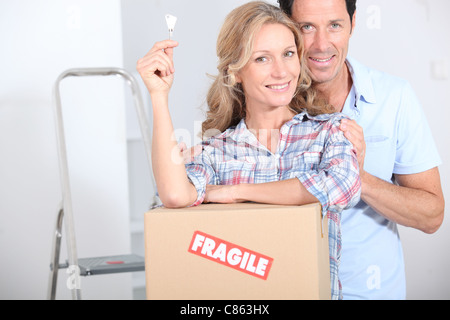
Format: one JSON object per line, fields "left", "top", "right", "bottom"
{"left": 185, "top": 111, "right": 361, "bottom": 300}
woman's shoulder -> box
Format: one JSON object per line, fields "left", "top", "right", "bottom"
{"left": 297, "top": 110, "right": 349, "bottom": 126}
{"left": 202, "top": 119, "right": 247, "bottom": 143}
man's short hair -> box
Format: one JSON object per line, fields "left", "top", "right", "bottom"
{"left": 278, "top": 0, "right": 357, "bottom": 23}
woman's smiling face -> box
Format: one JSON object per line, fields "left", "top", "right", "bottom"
{"left": 236, "top": 23, "right": 300, "bottom": 112}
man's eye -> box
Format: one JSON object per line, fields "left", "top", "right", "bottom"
{"left": 301, "top": 25, "right": 313, "bottom": 32}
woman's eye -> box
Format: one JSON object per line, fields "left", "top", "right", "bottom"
{"left": 285, "top": 51, "right": 296, "bottom": 58}
{"left": 255, "top": 57, "right": 267, "bottom": 63}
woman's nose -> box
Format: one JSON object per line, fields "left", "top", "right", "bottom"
{"left": 271, "top": 59, "right": 288, "bottom": 78}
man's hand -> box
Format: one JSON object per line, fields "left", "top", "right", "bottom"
{"left": 178, "top": 142, "right": 203, "bottom": 164}
{"left": 340, "top": 118, "right": 366, "bottom": 178}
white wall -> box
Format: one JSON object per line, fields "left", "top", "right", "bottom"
{"left": 0, "top": 0, "right": 133, "bottom": 299}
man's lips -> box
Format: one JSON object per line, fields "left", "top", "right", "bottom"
{"left": 309, "top": 56, "right": 335, "bottom": 63}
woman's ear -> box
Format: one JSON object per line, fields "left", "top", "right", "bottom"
{"left": 234, "top": 72, "right": 242, "bottom": 84}
{"left": 228, "top": 69, "right": 242, "bottom": 86}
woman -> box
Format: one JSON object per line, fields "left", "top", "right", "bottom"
{"left": 137, "top": 1, "right": 360, "bottom": 300}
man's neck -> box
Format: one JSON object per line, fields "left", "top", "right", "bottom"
{"left": 315, "top": 63, "right": 353, "bottom": 113}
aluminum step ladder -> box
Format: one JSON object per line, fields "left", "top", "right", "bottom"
{"left": 47, "top": 68, "right": 156, "bottom": 300}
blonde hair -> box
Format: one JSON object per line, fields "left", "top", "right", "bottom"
{"left": 203, "top": 1, "right": 332, "bottom": 136}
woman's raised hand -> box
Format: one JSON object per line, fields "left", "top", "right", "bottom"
{"left": 137, "top": 40, "right": 178, "bottom": 95}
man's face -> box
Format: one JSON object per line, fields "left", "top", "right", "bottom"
{"left": 291, "top": 0, "right": 355, "bottom": 86}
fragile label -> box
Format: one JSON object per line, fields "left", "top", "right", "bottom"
{"left": 188, "top": 231, "right": 274, "bottom": 280}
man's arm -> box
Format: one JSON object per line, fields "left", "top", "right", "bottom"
{"left": 341, "top": 119, "right": 445, "bottom": 234}
{"left": 362, "top": 168, "right": 444, "bottom": 234}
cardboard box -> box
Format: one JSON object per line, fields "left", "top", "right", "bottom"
{"left": 144, "top": 203, "right": 330, "bottom": 300}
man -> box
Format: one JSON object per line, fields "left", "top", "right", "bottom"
{"left": 278, "top": 0, "right": 444, "bottom": 299}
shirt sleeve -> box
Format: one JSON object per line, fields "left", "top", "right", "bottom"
{"left": 394, "top": 82, "right": 442, "bottom": 174}
{"left": 295, "top": 116, "right": 362, "bottom": 215}
{"left": 185, "top": 145, "right": 218, "bottom": 207}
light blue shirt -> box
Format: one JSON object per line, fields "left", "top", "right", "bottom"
{"left": 340, "top": 57, "right": 442, "bottom": 300}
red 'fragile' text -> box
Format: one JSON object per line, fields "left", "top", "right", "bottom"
{"left": 188, "top": 231, "right": 274, "bottom": 280}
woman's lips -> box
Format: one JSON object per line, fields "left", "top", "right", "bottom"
{"left": 266, "top": 82, "right": 290, "bottom": 91}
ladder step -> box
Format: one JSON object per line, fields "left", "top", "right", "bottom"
{"left": 78, "top": 254, "right": 145, "bottom": 276}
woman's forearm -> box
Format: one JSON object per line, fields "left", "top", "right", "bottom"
{"left": 238, "top": 179, "right": 318, "bottom": 205}
{"left": 137, "top": 40, "right": 196, "bottom": 208}
{"left": 205, "top": 179, "right": 319, "bottom": 206}
{"left": 151, "top": 93, "right": 197, "bottom": 208}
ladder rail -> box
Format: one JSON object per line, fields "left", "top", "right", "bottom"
{"left": 47, "top": 206, "right": 64, "bottom": 300}
{"left": 49, "top": 68, "right": 153, "bottom": 300}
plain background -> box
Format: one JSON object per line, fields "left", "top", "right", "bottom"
{"left": 0, "top": 0, "right": 449, "bottom": 299}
